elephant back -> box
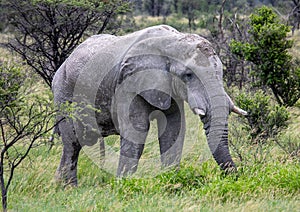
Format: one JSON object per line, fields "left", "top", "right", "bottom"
{"left": 52, "top": 25, "right": 187, "bottom": 106}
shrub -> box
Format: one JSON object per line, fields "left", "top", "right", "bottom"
{"left": 235, "top": 90, "right": 289, "bottom": 142}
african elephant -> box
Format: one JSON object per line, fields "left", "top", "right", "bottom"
{"left": 52, "top": 25, "right": 247, "bottom": 186}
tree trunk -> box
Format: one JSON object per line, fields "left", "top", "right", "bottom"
{"left": 0, "top": 173, "right": 7, "bottom": 212}
{"left": 173, "top": 0, "right": 178, "bottom": 13}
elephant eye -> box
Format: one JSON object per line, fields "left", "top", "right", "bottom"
{"left": 181, "top": 73, "right": 194, "bottom": 82}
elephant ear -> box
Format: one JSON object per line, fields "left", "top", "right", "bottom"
{"left": 118, "top": 33, "right": 198, "bottom": 110}
{"left": 119, "top": 54, "right": 172, "bottom": 110}
{"left": 139, "top": 89, "right": 171, "bottom": 110}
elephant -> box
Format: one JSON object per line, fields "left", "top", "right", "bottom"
{"left": 52, "top": 25, "right": 247, "bottom": 186}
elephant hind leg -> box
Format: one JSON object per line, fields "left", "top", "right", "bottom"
{"left": 55, "top": 119, "right": 82, "bottom": 186}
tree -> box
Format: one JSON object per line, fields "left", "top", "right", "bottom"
{"left": 2, "top": 0, "right": 131, "bottom": 87}
{"left": 206, "top": 0, "right": 253, "bottom": 89}
{"left": 181, "top": 0, "right": 198, "bottom": 30}
{"left": 173, "top": 0, "right": 178, "bottom": 13}
{"left": 143, "top": 0, "right": 172, "bottom": 17}
{"left": 230, "top": 6, "right": 300, "bottom": 106}
{"left": 0, "top": 62, "right": 57, "bottom": 211}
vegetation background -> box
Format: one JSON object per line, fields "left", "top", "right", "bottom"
{"left": 0, "top": 0, "right": 299, "bottom": 211}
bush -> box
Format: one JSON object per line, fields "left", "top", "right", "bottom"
{"left": 235, "top": 90, "right": 289, "bottom": 142}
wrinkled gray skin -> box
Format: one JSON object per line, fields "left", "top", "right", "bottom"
{"left": 52, "top": 25, "right": 246, "bottom": 186}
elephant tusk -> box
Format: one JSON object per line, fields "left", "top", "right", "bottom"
{"left": 193, "top": 108, "right": 206, "bottom": 116}
{"left": 232, "top": 105, "right": 248, "bottom": 116}
{"left": 226, "top": 93, "right": 248, "bottom": 116}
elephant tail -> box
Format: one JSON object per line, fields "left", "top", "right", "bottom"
{"left": 48, "top": 117, "right": 63, "bottom": 149}
{"left": 48, "top": 125, "right": 60, "bottom": 144}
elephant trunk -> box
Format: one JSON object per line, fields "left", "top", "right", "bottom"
{"left": 199, "top": 90, "right": 245, "bottom": 172}
{"left": 202, "top": 113, "right": 236, "bottom": 172}
{"left": 209, "top": 125, "right": 235, "bottom": 171}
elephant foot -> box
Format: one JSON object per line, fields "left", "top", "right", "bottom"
{"left": 222, "top": 162, "right": 237, "bottom": 175}
{"left": 160, "top": 151, "right": 182, "bottom": 168}
{"left": 56, "top": 141, "right": 81, "bottom": 187}
{"left": 55, "top": 168, "right": 78, "bottom": 187}
{"left": 117, "top": 156, "right": 140, "bottom": 177}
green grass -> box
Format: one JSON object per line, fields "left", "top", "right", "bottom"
{"left": 6, "top": 144, "right": 300, "bottom": 211}
{"left": 5, "top": 104, "right": 300, "bottom": 211}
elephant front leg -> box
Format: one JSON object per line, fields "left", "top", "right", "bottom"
{"left": 55, "top": 119, "right": 82, "bottom": 186}
{"left": 117, "top": 137, "right": 145, "bottom": 177}
{"left": 157, "top": 101, "right": 185, "bottom": 169}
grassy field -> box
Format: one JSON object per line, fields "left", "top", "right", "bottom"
{"left": 4, "top": 105, "right": 300, "bottom": 211}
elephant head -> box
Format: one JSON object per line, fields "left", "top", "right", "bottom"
{"left": 116, "top": 30, "right": 247, "bottom": 172}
